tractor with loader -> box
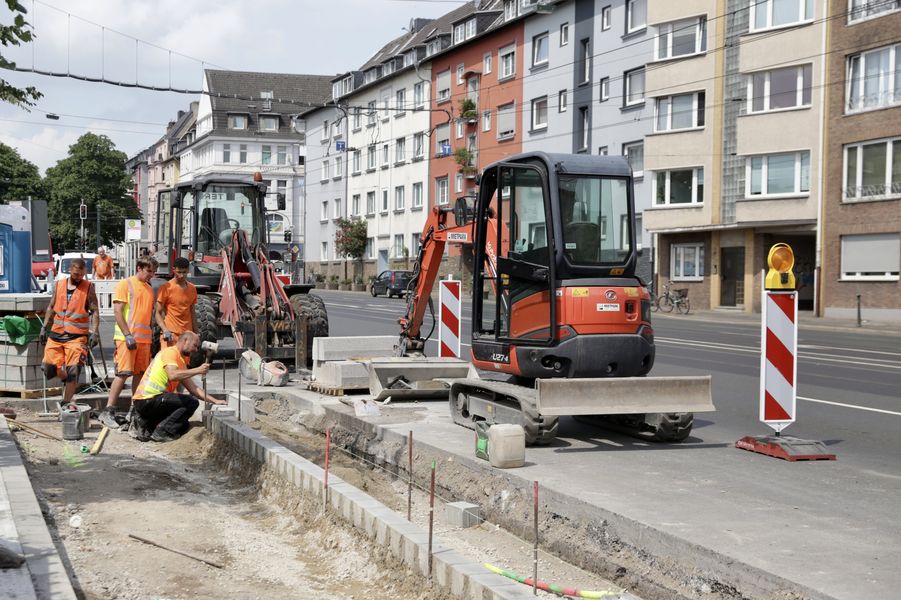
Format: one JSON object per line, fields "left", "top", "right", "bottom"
{"left": 152, "top": 173, "right": 328, "bottom": 365}
{"left": 379, "top": 152, "right": 713, "bottom": 445}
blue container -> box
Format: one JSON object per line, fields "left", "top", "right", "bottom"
{"left": 0, "top": 205, "right": 32, "bottom": 294}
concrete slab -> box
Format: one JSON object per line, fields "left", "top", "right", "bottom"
{"left": 311, "top": 335, "right": 396, "bottom": 363}
{"left": 0, "top": 294, "right": 51, "bottom": 312}
{"left": 445, "top": 501, "right": 480, "bottom": 528}
{"left": 312, "top": 360, "right": 369, "bottom": 388}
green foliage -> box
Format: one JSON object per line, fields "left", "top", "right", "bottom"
{"left": 454, "top": 146, "right": 473, "bottom": 167}
{"left": 1, "top": 0, "right": 42, "bottom": 108}
{"left": 0, "top": 142, "right": 43, "bottom": 201}
{"left": 44, "top": 133, "right": 137, "bottom": 250}
{"left": 334, "top": 216, "right": 367, "bottom": 261}
{"left": 459, "top": 98, "right": 476, "bottom": 118}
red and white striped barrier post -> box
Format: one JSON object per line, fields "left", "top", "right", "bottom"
{"left": 439, "top": 278, "right": 461, "bottom": 358}
{"left": 736, "top": 244, "right": 835, "bottom": 461}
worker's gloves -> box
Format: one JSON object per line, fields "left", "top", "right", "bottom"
{"left": 162, "top": 330, "right": 174, "bottom": 342}
{"left": 39, "top": 327, "right": 48, "bottom": 345}
{"left": 124, "top": 334, "right": 137, "bottom": 350}
{"left": 88, "top": 332, "right": 99, "bottom": 347}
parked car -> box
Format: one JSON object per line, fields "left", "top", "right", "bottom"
{"left": 32, "top": 250, "right": 54, "bottom": 292}
{"left": 370, "top": 270, "right": 413, "bottom": 298}
{"left": 55, "top": 252, "right": 97, "bottom": 281}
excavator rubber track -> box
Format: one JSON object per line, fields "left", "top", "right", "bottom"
{"left": 449, "top": 379, "right": 558, "bottom": 446}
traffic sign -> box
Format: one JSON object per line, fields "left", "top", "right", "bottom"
{"left": 439, "top": 279, "right": 461, "bottom": 358}
{"left": 760, "top": 290, "right": 797, "bottom": 431}
{"left": 125, "top": 219, "right": 142, "bottom": 241}
{"left": 336, "top": 140, "right": 346, "bottom": 152}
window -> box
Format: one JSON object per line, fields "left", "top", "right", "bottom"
{"left": 411, "top": 233, "right": 421, "bottom": 256}
{"left": 435, "top": 123, "right": 450, "bottom": 155}
{"left": 239, "top": 144, "right": 247, "bottom": 164}
{"left": 623, "top": 141, "right": 644, "bottom": 177}
{"left": 454, "top": 23, "right": 465, "bottom": 44}
{"left": 277, "top": 145, "right": 287, "bottom": 165}
{"left": 382, "top": 143, "right": 390, "bottom": 166}
{"left": 260, "top": 116, "right": 278, "bottom": 131}
{"left": 277, "top": 180, "right": 286, "bottom": 201}
{"left": 656, "top": 17, "right": 707, "bottom": 60}
{"left": 849, "top": 0, "right": 901, "bottom": 22}
{"left": 580, "top": 39, "right": 591, "bottom": 83}
{"left": 841, "top": 234, "right": 900, "bottom": 280}
{"left": 500, "top": 45, "right": 516, "bottom": 79}
{"left": 366, "top": 191, "right": 376, "bottom": 215}
{"left": 261, "top": 145, "right": 272, "bottom": 165}
{"left": 321, "top": 200, "right": 329, "bottom": 221}
{"left": 395, "top": 185, "right": 405, "bottom": 210}
{"left": 412, "top": 182, "right": 423, "bottom": 208}
{"left": 504, "top": 0, "right": 516, "bottom": 20}
{"left": 367, "top": 145, "right": 376, "bottom": 170}
{"left": 751, "top": 0, "right": 813, "bottom": 31}
{"left": 321, "top": 120, "right": 330, "bottom": 140}
{"left": 560, "top": 22, "right": 569, "bottom": 46}
{"left": 600, "top": 77, "right": 610, "bottom": 101}
{"left": 396, "top": 88, "right": 406, "bottom": 115}
{"left": 846, "top": 43, "right": 901, "bottom": 113}
{"left": 228, "top": 114, "right": 247, "bottom": 129}
{"left": 531, "top": 96, "right": 548, "bottom": 130}
{"left": 671, "top": 243, "right": 705, "bottom": 281}
{"left": 482, "top": 109, "right": 491, "bottom": 131}
{"left": 749, "top": 64, "right": 812, "bottom": 112}
{"left": 626, "top": 0, "right": 647, "bottom": 33}
{"left": 395, "top": 137, "right": 406, "bottom": 162}
{"left": 456, "top": 120, "right": 464, "bottom": 139}
{"left": 353, "top": 107, "right": 362, "bottom": 130}
{"left": 436, "top": 177, "right": 449, "bottom": 205}
{"left": 222, "top": 143, "right": 230, "bottom": 163}
{"left": 598, "top": 146, "right": 608, "bottom": 155}
{"left": 843, "top": 137, "right": 901, "bottom": 200}
{"left": 654, "top": 168, "right": 704, "bottom": 205}
{"left": 655, "top": 91, "right": 706, "bottom": 131}
{"left": 367, "top": 101, "right": 377, "bottom": 126}
{"left": 394, "top": 234, "right": 405, "bottom": 258}
{"left": 437, "top": 70, "right": 451, "bottom": 102}
{"left": 321, "top": 159, "right": 330, "bottom": 181}
{"left": 455, "top": 173, "right": 463, "bottom": 193}
{"left": 381, "top": 91, "right": 391, "bottom": 120}
{"left": 484, "top": 52, "right": 493, "bottom": 74}
{"left": 365, "top": 238, "right": 374, "bottom": 259}
{"left": 624, "top": 67, "right": 645, "bottom": 105}
{"left": 334, "top": 197, "right": 342, "bottom": 219}
{"left": 559, "top": 90, "right": 568, "bottom": 112}
{"left": 414, "top": 82, "right": 426, "bottom": 108}
{"left": 321, "top": 241, "right": 328, "bottom": 261}
{"left": 381, "top": 189, "right": 389, "bottom": 213}
{"left": 533, "top": 32, "right": 549, "bottom": 67}
{"left": 578, "top": 107, "right": 589, "bottom": 150}
{"left": 352, "top": 194, "right": 361, "bottom": 216}
{"left": 601, "top": 6, "right": 611, "bottom": 30}
{"left": 746, "top": 151, "right": 810, "bottom": 197}
{"left": 413, "top": 133, "right": 425, "bottom": 159}
{"left": 497, "top": 102, "right": 516, "bottom": 139}
{"left": 353, "top": 150, "right": 361, "bottom": 173}
{"left": 457, "top": 63, "right": 465, "bottom": 85}
{"left": 335, "top": 156, "right": 343, "bottom": 178}
{"left": 466, "top": 19, "right": 476, "bottom": 39}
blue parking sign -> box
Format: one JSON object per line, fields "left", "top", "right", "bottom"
{"left": 336, "top": 140, "right": 346, "bottom": 152}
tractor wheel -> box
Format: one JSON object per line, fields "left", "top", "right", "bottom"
{"left": 150, "top": 320, "right": 161, "bottom": 357}
{"left": 290, "top": 293, "right": 329, "bottom": 366}
{"left": 188, "top": 294, "right": 219, "bottom": 368}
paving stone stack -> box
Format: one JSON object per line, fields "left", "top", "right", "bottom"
{"left": 0, "top": 294, "right": 50, "bottom": 393}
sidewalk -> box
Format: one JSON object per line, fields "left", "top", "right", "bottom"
{"left": 653, "top": 306, "right": 901, "bottom": 335}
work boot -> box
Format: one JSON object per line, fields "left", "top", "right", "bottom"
{"left": 97, "top": 408, "right": 120, "bottom": 430}
{"left": 150, "top": 429, "right": 179, "bottom": 443}
{"left": 127, "top": 414, "right": 152, "bottom": 442}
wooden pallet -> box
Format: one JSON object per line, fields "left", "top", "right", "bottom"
{"left": 306, "top": 381, "right": 369, "bottom": 397}
{"left": 0, "top": 386, "right": 62, "bottom": 399}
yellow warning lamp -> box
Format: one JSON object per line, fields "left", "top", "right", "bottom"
{"left": 765, "top": 243, "right": 796, "bottom": 290}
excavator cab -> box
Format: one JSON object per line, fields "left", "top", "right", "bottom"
{"left": 469, "top": 152, "right": 652, "bottom": 380}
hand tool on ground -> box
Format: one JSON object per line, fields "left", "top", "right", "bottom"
{"left": 90, "top": 425, "right": 110, "bottom": 455}
{"left": 6, "top": 417, "right": 64, "bottom": 442}
{"left": 35, "top": 315, "right": 57, "bottom": 418}
{"left": 128, "top": 533, "right": 223, "bottom": 569}
{"left": 200, "top": 341, "right": 218, "bottom": 418}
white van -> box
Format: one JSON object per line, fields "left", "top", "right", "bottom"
{"left": 54, "top": 252, "right": 98, "bottom": 281}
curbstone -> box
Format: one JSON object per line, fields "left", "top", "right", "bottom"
{"left": 445, "top": 501, "right": 480, "bottom": 528}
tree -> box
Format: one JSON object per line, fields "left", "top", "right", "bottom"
{"left": 0, "top": 142, "right": 43, "bottom": 202}
{"left": 1, "top": 1, "right": 41, "bottom": 108}
{"left": 334, "top": 216, "right": 367, "bottom": 281}
{"left": 44, "top": 133, "right": 138, "bottom": 251}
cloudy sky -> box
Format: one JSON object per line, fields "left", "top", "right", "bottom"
{"left": 1, "top": 0, "right": 461, "bottom": 173}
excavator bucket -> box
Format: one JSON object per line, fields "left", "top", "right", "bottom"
{"left": 535, "top": 376, "right": 714, "bottom": 416}
{"left": 368, "top": 357, "right": 477, "bottom": 401}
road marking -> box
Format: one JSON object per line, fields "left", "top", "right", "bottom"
{"left": 799, "top": 344, "right": 901, "bottom": 358}
{"left": 799, "top": 396, "right": 901, "bottom": 417}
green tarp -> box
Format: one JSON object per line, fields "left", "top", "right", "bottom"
{"left": 0, "top": 315, "right": 42, "bottom": 345}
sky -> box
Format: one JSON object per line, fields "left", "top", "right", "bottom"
{"left": 1, "top": 0, "right": 463, "bottom": 174}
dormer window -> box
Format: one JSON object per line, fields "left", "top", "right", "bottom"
{"left": 260, "top": 91, "right": 273, "bottom": 111}
{"left": 260, "top": 115, "right": 279, "bottom": 132}
{"left": 465, "top": 19, "right": 476, "bottom": 39}
{"left": 504, "top": 0, "right": 516, "bottom": 21}
{"left": 404, "top": 51, "right": 416, "bottom": 67}
{"left": 227, "top": 114, "right": 247, "bottom": 130}
{"left": 427, "top": 39, "right": 441, "bottom": 57}
{"left": 454, "top": 23, "right": 465, "bottom": 44}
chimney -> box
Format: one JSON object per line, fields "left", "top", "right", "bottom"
{"left": 177, "top": 110, "right": 185, "bottom": 118}
{"left": 408, "top": 17, "right": 431, "bottom": 33}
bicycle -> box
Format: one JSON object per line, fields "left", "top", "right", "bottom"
{"left": 655, "top": 281, "right": 691, "bottom": 314}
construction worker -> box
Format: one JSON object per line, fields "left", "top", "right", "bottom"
{"left": 93, "top": 246, "right": 115, "bottom": 280}
{"left": 39, "top": 258, "right": 100, "bottom": 406}
{"left": 129, "top": 332, "right": 224, "bottom": 442}
{"left": 98, "top": 258, "right": 155, "bottom": 429}
{"left": 156, "top": 257, "right": 197, "bottom": 349}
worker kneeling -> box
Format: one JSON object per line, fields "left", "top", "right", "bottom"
{"left": 129, "top": 332, "right": 224, "bottom": 442}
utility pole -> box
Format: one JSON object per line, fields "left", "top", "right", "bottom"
{"left": 95, "top": 200, "right": 101, "bottom": 251}
{"left": 79, "top": 200, "right": 87, "bottom": 251}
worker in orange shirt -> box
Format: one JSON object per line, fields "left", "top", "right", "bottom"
{"left": 155, "top": 257, "right": 197, "bottom": 349}
{"left": 98, "top": 258, "right": 155, "bottom": 429}
{"left": 40, "top": 258, "right": 100, "bottom": 406}
{"left": 93, "top": 246, "right": 115, "bottom": 280}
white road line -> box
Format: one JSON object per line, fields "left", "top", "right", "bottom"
{"left": 799, "top": 344, "right": 901, "bottom": 358}
{"left": 798, "top": 396, "right": 901, "bottom": 417}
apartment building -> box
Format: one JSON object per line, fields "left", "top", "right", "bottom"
{"left": 302, "top": 104, "right": 343, "bottom": 281}
{"left": 644, "top": 0, "right": 826, "bottom": 312}
{"left": 821, "top": 0, "right": 901, "bottom": 321}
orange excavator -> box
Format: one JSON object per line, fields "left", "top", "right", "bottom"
{"left": 392, "top": 152, "right": 712, "bottom": 444}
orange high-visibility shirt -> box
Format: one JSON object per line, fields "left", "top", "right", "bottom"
{"left": 157, "top": 279, "right": 198, "bottom": 336}
{"left": 113, "top": 276, "right": 154, "bottom": 344}
{"left": 93, "top": 255, "right": 114, "bottom": 279}
{"left": 133, "top": 346, "right": 187, "bottom": 399}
